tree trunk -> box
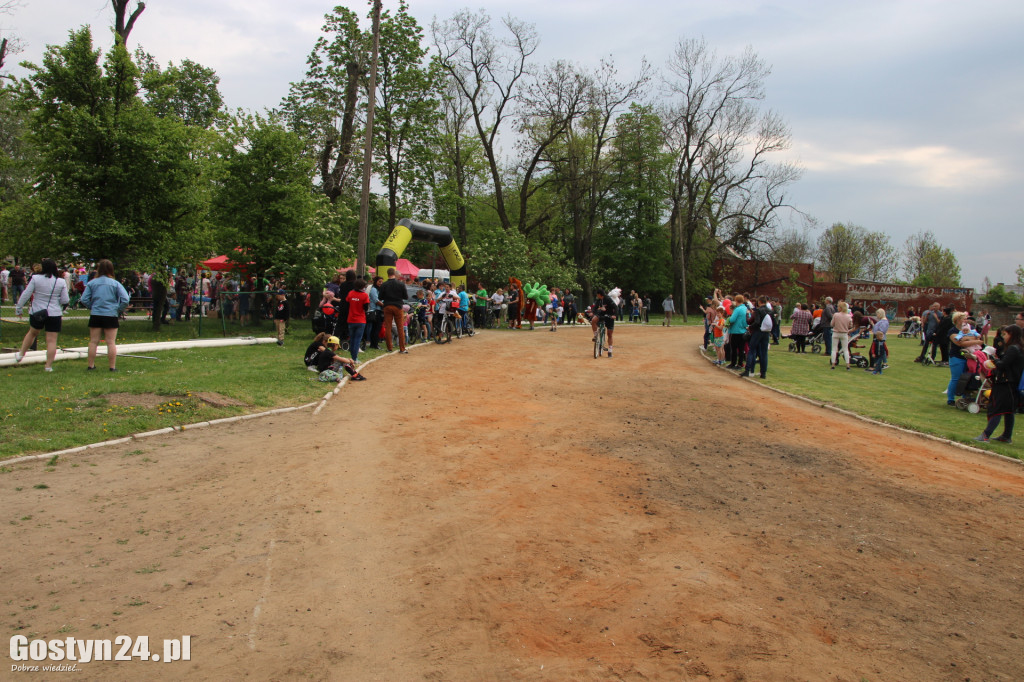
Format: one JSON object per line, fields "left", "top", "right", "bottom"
{"left": 112, "top": 0, "right": 145, "bottom": 45}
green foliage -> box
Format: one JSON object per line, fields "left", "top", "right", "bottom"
{"left": 980, "top": 283, "right": 1020, "bottom": 307}
{"left": 279, "top": 5, "right": 364, "bottom": 202}
{"left": 267, "top": 197, "right": 356, "bottom": 288}
{"left": 470, "top": 226, "right": 578, "bottom": 291}
{"left": 1016, "top": 264, "right": 1023, "bottom": 287}
{"left": 902, "top": 230, "right": 961, "bottom": 287}
{"left": 594, "top": 103, "right": 672, "bottom": 297}
{"left": 136, "top": 50, "right": 225, "bottom": 128}
{"left": 213, "top": 114, "right": 353, "bottom": 284}
{"left": 815, "top": 223, "right": 897, "bottom": 283}
{"left": 777, "top": 269, "right": 807, "bottom": 317}
{"left": 373, "top": 1, "right": 442, "bottom": 227}
{"left": 816, "top": 222, "right": 865, "bottom": 282}
{"left": 11, "top": 27, "right": 212, "bottom": 268}
{"left": 280, "top": 0, "right": 441, "bottom": 215}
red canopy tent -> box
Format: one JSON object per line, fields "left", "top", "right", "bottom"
{"left": 201, "top": 251, "right": 253, "bottom": 272}
{"left": 394, "top": 258, "right": 419, "bottom": 278}
{"left": 341, "top": 261, "right": 376, "bottom": 275}
{"left": 200, "top": 255, "right": 233, "bottom": 271}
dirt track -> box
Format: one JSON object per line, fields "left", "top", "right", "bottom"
{"left": 3, "top": 325, "right": 1024, "bottom": 681}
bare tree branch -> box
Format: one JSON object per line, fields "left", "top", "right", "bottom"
{"left": 112, "top": 0, "right": 146, "bottom": 46}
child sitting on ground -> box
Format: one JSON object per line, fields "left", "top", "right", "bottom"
{"left": 304, "top": 334, "right": 366, "bottom": 381}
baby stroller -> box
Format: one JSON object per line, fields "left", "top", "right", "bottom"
{"left": 898, "top": 317, "right": 921, "bottom": 339}
{"left": 846, "top": 328, "right": 871, "bottom": 368}
{"left": 312, "top": 303, "right": 347, "bottom": 349}
{"left": 789, "top": 328, "right": 823, "bottom": 354}
{"left": 955, "top": 346, "right": 994, "bottom": 414}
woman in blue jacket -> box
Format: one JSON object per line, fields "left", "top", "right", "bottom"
{"left": 726, "top": 295, "right": 749, "bottom": 369}
{"left": 81, "top": 259, "right": 130, "bottom": 371}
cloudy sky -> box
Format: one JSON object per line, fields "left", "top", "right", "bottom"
{"left": 4, "top": 0, "right": 1022, "bottom": 289}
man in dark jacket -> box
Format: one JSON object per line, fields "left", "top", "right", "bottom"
{"left": 821, "top": 297, "right": 835, "bottom": 357}
{"left": 916, "top": 303, "right": 943, "bottom": 363}
{"left": 742, "top": 296, "right": 773, "bottom": 379}
{"left": 379, "top": 268, "right": 409, "bottom": 353}
{"left": 932, "top": 307, "right": 954, "bottom": 365}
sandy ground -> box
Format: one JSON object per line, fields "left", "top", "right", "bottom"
{"left": 3, "top": 325, "right": 1023, "bottom": 681}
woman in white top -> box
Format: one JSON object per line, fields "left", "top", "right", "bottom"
{"left": 15, "top": 259, "right": 70, "bottom": 371}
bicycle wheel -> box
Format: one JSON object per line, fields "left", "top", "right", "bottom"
{"left": 408, "top": 318, "right": 420, "bottom": 345}
{"left": 594, "top": 326, "right": 605, "bottom": 358}
{"left": 466, "top": 315, "right": 475, "bottom": 337}
{"left": 435, "top": 316, "right": 448, "bottom": 344}
{"left": 455, "top": 315, "right": 463, "bottom": 339}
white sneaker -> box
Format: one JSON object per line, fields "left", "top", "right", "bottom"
{"left": 44, "top": 367, "right": 53, "bottom": 372}
{"left": 14, "top": 352, "right": 23, "bottom": 363}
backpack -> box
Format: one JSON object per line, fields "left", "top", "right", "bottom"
{"left": 760, "top": 309, "right": 774, "bottom": 332}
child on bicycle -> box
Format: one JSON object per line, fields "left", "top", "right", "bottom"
{"left": 590, "top": 290, "right": 617, "bottom": 357}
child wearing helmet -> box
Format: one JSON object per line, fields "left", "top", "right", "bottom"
{"left": 304, "top": 333, "right": 366, "bottom": 380}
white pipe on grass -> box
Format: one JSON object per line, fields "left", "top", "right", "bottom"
{"left": 0, "top": 337, "right": 278, "bottom": 367}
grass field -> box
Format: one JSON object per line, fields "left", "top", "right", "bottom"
{"left": 0, "top": 323, "right": 394, "bottom": 459}
{"left": 701, "top": 332, "right": 1021, "bottom": 460}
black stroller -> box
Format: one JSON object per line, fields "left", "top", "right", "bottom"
{"left": 789, "top": 328, "right": 823, "bottom": 354}
{"left": 898, "top": 317, "right": 921, "bottom": 339}
{"left": 311, "top": 303, "right": 348, "bottom": 350}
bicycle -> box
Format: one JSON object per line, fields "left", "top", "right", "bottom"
{"left": 434, "top": 311, "right": 454, "bottom": 344}
{"left": 594, "top": 319, "right": 607, "bottom": 358}
{"left": 407, "top": 313, "right": 421, "bottom": 345}
{"left": 484, "top": 306, "right": 500, "bottom": 329}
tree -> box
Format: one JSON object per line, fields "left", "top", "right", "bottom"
{"left": 777, "top": 269, "right": 807, "bottom": 318}
{"left": 860, "top": 230, "right": 897, "bottom": 282}
{"left": 429, "top": 74, "right": 489, "bottom": 246}
{"left": 469, "top": 224, "right": 577, "bottom": 292}
{"left": 661, "top": 38, "right": 801, "bottom": 317}
{"left": 593, "top": 102, "right": 671, "bottom": 298}
{"left": 816, "top": 222, "right": 866, "bottom": 282}
{"left": 372, "top": 1, "right": 441, "bottom": 230}
{"left": 545, "top": 62, "right": 651, "bottom": 299}
{"left": 136, "top": 51, "right": 225, "bottom": 128}
{"left": 1016, "top": 264, "right": 1024, "bottom": 287}
{"left": 280, "top": 6, "right": 367, "bottom": 203}
{"left": 916, "top": 245, "right": 961, "bottom": 287}
{"left": 981, "top": 284, "right": 1019, "bottom": 307}
{"left": 902, "top": 230, "right": 961, "bottom": 287}
{"left": 432, "top": 9, "right": 538, "bottom": 233}
{"left": 0, "top": 0, "right": 25, "bottom": 73}
{"left": 768, "top": 226, "right": 815, "bottom": 264}
{"left": 268, "top": 198, "right": 356, "bottom": 289}
{"left": 14, "top": 27, "right": 210, "bottom": 267}
{"left": 111, "top": 0, "right": 145, "bottom": 46}
{"left": 212, "top": 115, "right": 351, "bottom": 287}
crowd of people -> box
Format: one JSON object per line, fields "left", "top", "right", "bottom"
{"left": 7, "top": 256, "right": 1022, "bottom": 445}
{"left": 698, "top": 286, "right": 1024, "bottom": 444}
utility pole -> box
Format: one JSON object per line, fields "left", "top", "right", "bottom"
{"left": 356, "top": 0, "right": 382, "bottom": 278}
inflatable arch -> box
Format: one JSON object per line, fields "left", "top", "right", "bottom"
{"left": 376, "top": 219, "right": 466, "bottom": 288}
